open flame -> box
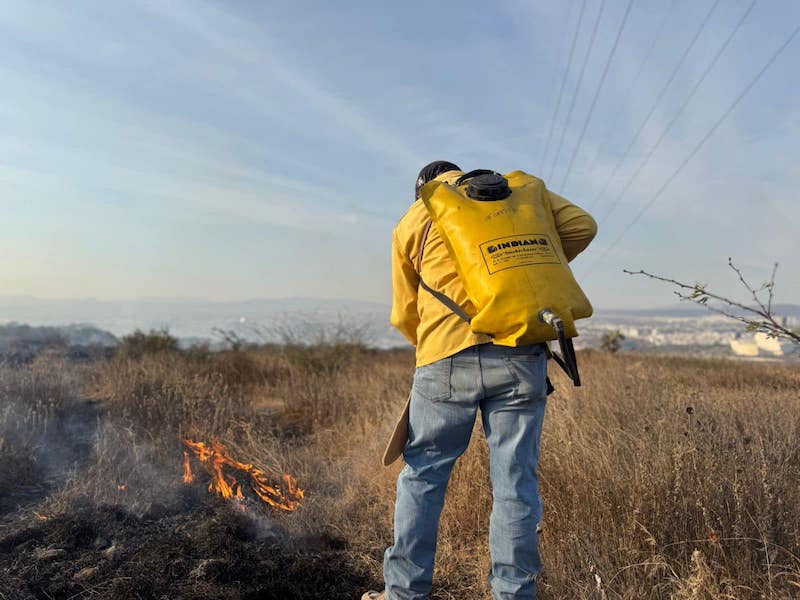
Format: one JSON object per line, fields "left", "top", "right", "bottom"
{"left": 182, "top": 439, "right": 304, "bottom": 511}
{"left": 183, "top": 451, "right": 193, "bottom": 483}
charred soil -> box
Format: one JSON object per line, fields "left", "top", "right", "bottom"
{"left": 0, "top": 487, "right": 366, "bottom": 599}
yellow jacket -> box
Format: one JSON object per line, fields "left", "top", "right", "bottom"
{"left": 391, "top": 171, "right": 598, "bottom": 367}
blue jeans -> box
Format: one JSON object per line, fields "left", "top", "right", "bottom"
{"left": 384, "top": 343, "right": 547, "bottom": 600}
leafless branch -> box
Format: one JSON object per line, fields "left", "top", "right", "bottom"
{"left": 624, "top": 262, "right": 799, "bottom": 345}
{"left": 767, "top": 262, "right": 778, "bottom": 316}
{"left": 727, "top": 257, "right": 768, "bottom": 315}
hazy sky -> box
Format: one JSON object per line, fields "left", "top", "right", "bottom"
{"left": 2, "top": 0, "right": 798, "bottom": 309}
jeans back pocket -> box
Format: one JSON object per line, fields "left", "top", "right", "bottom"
{"left": 413, "top": 357, "right": 452, "bottom": 402}
{"left": 503, "top": 354, "right": 547, "bottom": 401}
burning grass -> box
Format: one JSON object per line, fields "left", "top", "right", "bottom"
{"left": 0, "top": 346, "right": 799, "bottom": 599}
{"left": 182, "top": 439, "right": 304, "bottom": 511}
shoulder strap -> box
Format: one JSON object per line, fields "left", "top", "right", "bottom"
{"left": 416, "top": 219, "right": 473, "bottom": 324}
{"left": 418, "top": 278, "right": 473, "bottom": 324}
{"left": 416, "top": 219, "right": 433, "bottom": 273}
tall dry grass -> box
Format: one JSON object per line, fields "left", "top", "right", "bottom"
{"left": 328, "top": 351, "right": 800, "bottom": 599}
{"left": 3, "top": 345, "right": 799, "bottom": 598}
{"left": 0, "top": 352, "right": 82, "bottom": 500}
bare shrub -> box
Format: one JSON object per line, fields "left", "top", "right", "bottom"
{"left": 117, "top": 328, "right": 180, "bottom": 359}
{"left": 600, "top": 329, "right": 626, "bottom": 353}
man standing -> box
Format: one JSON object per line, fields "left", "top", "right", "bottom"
{"left": 363, "top": 161, "right": 596, "bottom": 600}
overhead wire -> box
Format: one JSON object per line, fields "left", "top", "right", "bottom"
{"left": 581, "top": 0, "right": 677, "bottom": 184}
{"left": 584, "top": 0, "right": 722, "bottom": 211}
{"left": 581, "top": 22, "right": 800, "bottom": 278}
{"left": 539, "top": 0, "right": 586, "bottom": 172}
{"left": 596, "top": 0, "right": 758, "bottom": 226}
{"left": 559, "top": 0, "right": 635, "bottom": 192}
{"left": 547, "top": 0, "right": 607, "bottom": 183}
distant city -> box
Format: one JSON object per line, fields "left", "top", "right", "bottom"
{"left": 0, "top": 297, "right": 797, "bottom": 360}
{"left": 580, "top": 308, "right": 798, "bottom": 358}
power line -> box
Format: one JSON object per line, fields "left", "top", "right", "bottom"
{"left": 582, "top": 23, "right": 800, "bottom": 279}
{"left": 536, "top": 0, "right": 578, "bottom": 171}
{"left": 547, "top": 0, "right": 606, "bottom": 183}
{"left": 539, "top": 0, "right": 586, "bottom": 172}
{"left": 584, "top": 0, "right": 722, "bottom": 212}
{"left": 581, "top": 0, "right": 677, "bottom": 183}
{"left": 560, "top": 0, "right": 635, "bottom": 192}
{"left": 596, "top": 0, "right": 758, "bottom": 226}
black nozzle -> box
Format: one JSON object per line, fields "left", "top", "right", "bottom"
{"left": 540, "top": 308, "right": 581, "bottom": 387}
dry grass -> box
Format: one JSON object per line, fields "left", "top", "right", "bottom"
{"left": 2, "top": 345, "right": 799, "bottom": 599}
{"left": 0, "top": 353, "right": 82, "bottom": 502}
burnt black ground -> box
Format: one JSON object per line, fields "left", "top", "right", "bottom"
{"left": 0, "top": 486, "right": 372, "bottom": 599}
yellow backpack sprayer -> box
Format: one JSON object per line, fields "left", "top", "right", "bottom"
{"left": 419, "top": 169, "right": 592, "bottom": 386}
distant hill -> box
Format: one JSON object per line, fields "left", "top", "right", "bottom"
{"left": 0, "top": 322, "right": 118, "bottom": 364}
{"left": 0, "top": 322, "right": 118, "bottom": 349}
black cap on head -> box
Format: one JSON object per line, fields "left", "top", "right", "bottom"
{"left": 415, "top": 160, "right": 461, "bottom": 199}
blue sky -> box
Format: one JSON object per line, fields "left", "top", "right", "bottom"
{"left": 1, "top": 0, "right": 798, "bottom": 309}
